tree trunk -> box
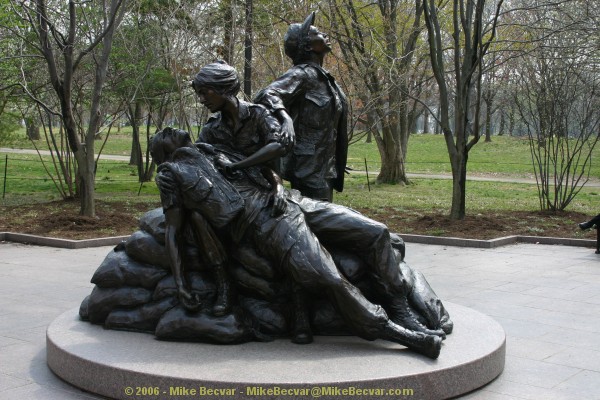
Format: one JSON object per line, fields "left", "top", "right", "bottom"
{"left": 449, "top": 151, "right": 467, "bottom": 219}
{"left": 375, "top": 118, "right": 407, "bottom": 184}
{"left": 243, "top": 0, "right": 253, "bottom": 99}
{"left": 377, "top": 140, "right": 403, "bottom": 183}
{"left": 59, "top": 87, "right": 96, "bottom": 216}
{"left": 398, "top": 98, "right": 410, "bottom": 174}
{"left": 128, "top": 102, "right": 142, "bottom": 167}
{"left": 142, "top": 113, "right": 156, "bottom": 182}
{"left": 221, "top": 0, "right": 234, "bottom": 64}
{"left": 485, "top": 105, "right": 492, "bottom": 142}
{"left": 73, "top": 148, "right": 95, "bottom": 217}
{"left": 25, "top": 118, "right": 41, "bottom": 140}
{"left": 366, "top": 109, "right": 376, "bottom": 143}
{"left": 422, "top": 111, "right": 429, "bottom": 134}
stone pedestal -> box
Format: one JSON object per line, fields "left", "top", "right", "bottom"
{"left": 47, "top": 303, "right": 505, "bottom": 399}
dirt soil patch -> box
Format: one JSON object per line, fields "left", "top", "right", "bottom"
{"left": 0, "top": 199, "right": 159, "bottom": 240}
{"left": 0, "top": 199, "right": 596, "bottom": 241}
{"left": 354, "top": 207, "right": 595, "bottom": 241}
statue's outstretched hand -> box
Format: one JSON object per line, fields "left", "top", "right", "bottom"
{"left": 275, "top": 109, "right": 295, "bottom": 149}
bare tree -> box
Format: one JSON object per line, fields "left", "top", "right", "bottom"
{"left": 11, "top": 0, "right": 126, "bottom": 216}
{"left": 422, "top": 0, "right": 503, "bottom": 219}
{"left": 514, "top": 0, "right": 600, "bottom": 211}
{"left": 326, "top": 0, "right": 425, "bottom": 184}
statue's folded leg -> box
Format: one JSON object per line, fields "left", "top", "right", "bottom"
{"left": 295, "top": 198, "right": 407, "bottom": 298}
{"left": 294, "top": 198, "right": 446, "bottom": 337}
{"left": 266, "top": 224, "right": 442, "bottom": 358}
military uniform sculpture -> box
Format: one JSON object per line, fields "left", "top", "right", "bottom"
{"left": 79, "top": 21, "right": 453, "bottom": 360}
{"left": 255, "top": 12, "right": 347, "bottom": 202}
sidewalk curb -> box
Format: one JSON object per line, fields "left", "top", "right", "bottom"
{"left": 0, "top": 232, "right": 128, "bottom": 249}
{"left": 1, "top": 231, "right": 595, "bottom": 250}
{"left": 400, "top": 233, "right": 595, "bottom": 249}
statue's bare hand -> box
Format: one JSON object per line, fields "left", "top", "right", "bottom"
{"left": 156, "top": 172, "right": 176, "bottom": 193}
{"left": 215, "top": 157, "right": 241, "bottom": 179}
{"left": 280, "top": 118, "right": 294, "bottom": 149}
{"left": 178, "top": 287, "right": 201, "bottom": 312}
{"left": 271, "top": 183, "right": 287, "bottom": 217}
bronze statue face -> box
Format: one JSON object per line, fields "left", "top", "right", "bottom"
{"left": 307, "top": 26, "right": 331, "bottom": 54}
{"left": 150, "top": 127, "right": 191, "bottom": 164}
{"left": 194, "top": 86, "right": 227, "bottom": 113}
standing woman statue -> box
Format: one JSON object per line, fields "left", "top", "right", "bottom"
{"left": 255, "top": 12, "right": 348, "bottom": 202}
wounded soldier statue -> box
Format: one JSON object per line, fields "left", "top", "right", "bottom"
{"left": 79, "top": 62, "right": 452, "bottom": 360}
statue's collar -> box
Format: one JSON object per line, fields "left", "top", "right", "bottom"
{"left": 300, "top": 61, "right": 326, "bottom": 71}
{"left": 237, "top": 99, "right": 252, "bottom": 121}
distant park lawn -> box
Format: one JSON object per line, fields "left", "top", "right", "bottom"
{"left": 1, "top": 131, "right": 599, "bottom": 217}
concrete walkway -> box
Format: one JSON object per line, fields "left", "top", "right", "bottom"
{"left": 0, "top": 241, "right": 599, "bottom": 399}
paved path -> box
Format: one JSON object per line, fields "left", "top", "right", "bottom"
{"left": 0, "top": 241, "right": 599, "bottom": 399}
{"left": 0, "top": 147, "right": 134, "bottom": 162}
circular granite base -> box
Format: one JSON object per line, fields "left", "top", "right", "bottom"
{"left": 47, "top": 303, "right": 505, "bottom": 400}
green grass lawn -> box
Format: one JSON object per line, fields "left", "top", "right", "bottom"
{"left": 1, "top": 130, "right": 599, "bottom": 215}
{"left": 349, "top": 134, "right": 600, "bottom": 178}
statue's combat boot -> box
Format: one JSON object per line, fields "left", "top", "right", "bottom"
{"left": 291, "top": 283, "right": 313, "bottom": 344}
{"left": 212, "top": 264, "right": 232, "bottom": 317}
{"left": 387, "top": 296, "right": 446, "bottom": 339}
{"left": 381, "top": 321, "right": 442, "bottom": 359}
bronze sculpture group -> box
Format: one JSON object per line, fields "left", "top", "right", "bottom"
{"left": 79, "top": 13, "right": 452, "bottom": 360}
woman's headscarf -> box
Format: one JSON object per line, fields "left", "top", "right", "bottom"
{"left": 191, "top": 61, "right": 240, "bottom": 97}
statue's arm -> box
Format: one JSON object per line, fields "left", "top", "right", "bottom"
{"left": 254, "top": 68, "right": 307, "bottom": 111}
{"left": 273, "top": 109, "right": 294, "bottom": 151}
{"left": 219, "top": 109, "right": 292, "bottom": 173}
{"left": 158, "top": 166, "right": 201, "bottom": 310}
{"left": 228, "top": 142, "right": 287, "bottom": 171}
{"left": 164, "top": 206, "right": 186, "bottom": 291}
{"left": 164, "top": 206, "right": 201, "bottom": 310}
{"left": 256, "top": 68, "right": 310, "bottom": 154}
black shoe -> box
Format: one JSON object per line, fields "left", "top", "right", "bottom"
{"left": 579, "top": 221, "right": 594, "bottom": 230}
{"left": 212, "top": 284, "right": 231, "bottom": 316}
{"left": 291, "top": 306, "right": 313, "bottom": 344}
